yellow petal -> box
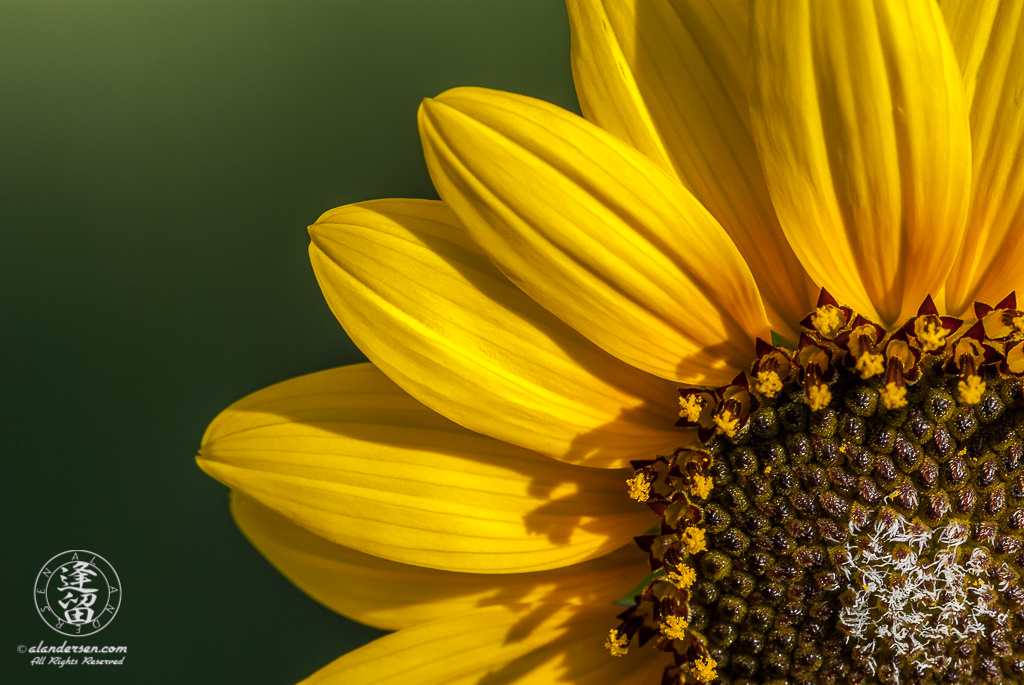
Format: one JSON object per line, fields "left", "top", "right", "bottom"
{"left": 309, "top": 199, "right": 683, "bottom": 468}
{"left": 941, "top": 0, "right": 1024, "bottom": 314}
{"left": 231, "top": 491, "right": 648, "bottom": 630}
{"left": 300, "top": 603, "right": 670, "bottom": 685}
{"left": 197, "top": 364, "right": 650, "bottom": 574}
{"left": 418, "top": 87, "right": 770, "bottom": 385}
{"left": 567, "top": 0, "right": 817, "bottom": 337}
{"left": 750, "top": 0, "right": 971, "bottom": 326}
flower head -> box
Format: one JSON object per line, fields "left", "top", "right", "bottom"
{"left": 198, "top": 1, "right": 1024, "bottom": 684}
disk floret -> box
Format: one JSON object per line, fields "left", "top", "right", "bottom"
{"left": 616, "top": 290, "right": 1024, "bottom": 685}
{"left": 839, "top": 512, "right": 1011, "bottom": 677}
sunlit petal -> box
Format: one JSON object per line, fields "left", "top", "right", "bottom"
{"left": 309, "top": 199, "right": 682, "bottom": 468}
{"left": 198, "top": 364, "right": 649, "bottom": 574}
{"left": 232, "top": 492, "right": 648, "bottom": 631}
{"left": 419, "top": 87, "right": 770, "bottom": 384}
{"left": 568, "top": 0, "right": 816, "bottom": 336}
{"left": 301, "top": 603, "right": 670, "bottom": 685}
{"left": 941, "top": 0, "right": 1024, "bottom": 314}
{"left": 750, "top": 0, "right": 971, "bottom": 326}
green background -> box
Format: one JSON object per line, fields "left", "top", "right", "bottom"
{"left": 1, "top": 2, "right": 579, "bottom": 682}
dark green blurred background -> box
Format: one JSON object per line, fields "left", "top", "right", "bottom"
{"left": 1, "top": 2, "right": 579, "bottom": 682}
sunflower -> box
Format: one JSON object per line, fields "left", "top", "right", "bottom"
{"left": 198, "top": 1, "right": 1024, "bottom": 683}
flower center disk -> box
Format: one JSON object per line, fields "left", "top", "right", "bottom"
{"left": 614, "top": 291, "right": 1024, "bottom": 685}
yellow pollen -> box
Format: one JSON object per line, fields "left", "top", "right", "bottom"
{"left": 764, "top": 466, "right": 772, "bottom": 474}
{"left": 678, "top": 394, "right": 704, "bottom": 423}
{"left": 690, "top": 655, "right": 719, "bottom": 682}
{"left": 755, "top": 369, "right": 783, "bottom": 398}
{"left": 856, "top": 352, "right": 885, "bottom": 379}
{"left": 918, "top": 321, "right": 948, "bottom": 352}
{"left": 660, "top": 614, "right": 689, "bottom": 640}
{"left": 604, "top": 629, "right": 629, "bottom": 657}
{"left": 881, "top": 382, "right": 908, "bottom": 409}
{"left": 681, "top": 526, "right": 707, "bottom": 554}
{"left": 1012, "top": 315, "right": 1024, "bottom": 339}
{"left": 812, "top": 305, "right": 844, "bottom": 337}
{"left": 626, "top": 473, "right": 649, "bottom": 502}
{"left": 690, "top": 474, "right": 713, "bottom": 499}
{"left": 806, "top": 384, "right": 832, "bottom": 411}
{"left": 666, "top": 565, "right": 697, "bottom": 590}
{"left": 713, "top": 408, "right": 739, "bottom": 437}
{"left": 959, "top": 374, "right": 986, "bottom": 405}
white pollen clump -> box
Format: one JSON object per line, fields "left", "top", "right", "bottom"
{"left": 838, "top": 513, "right": 1012, "bottom": 681}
